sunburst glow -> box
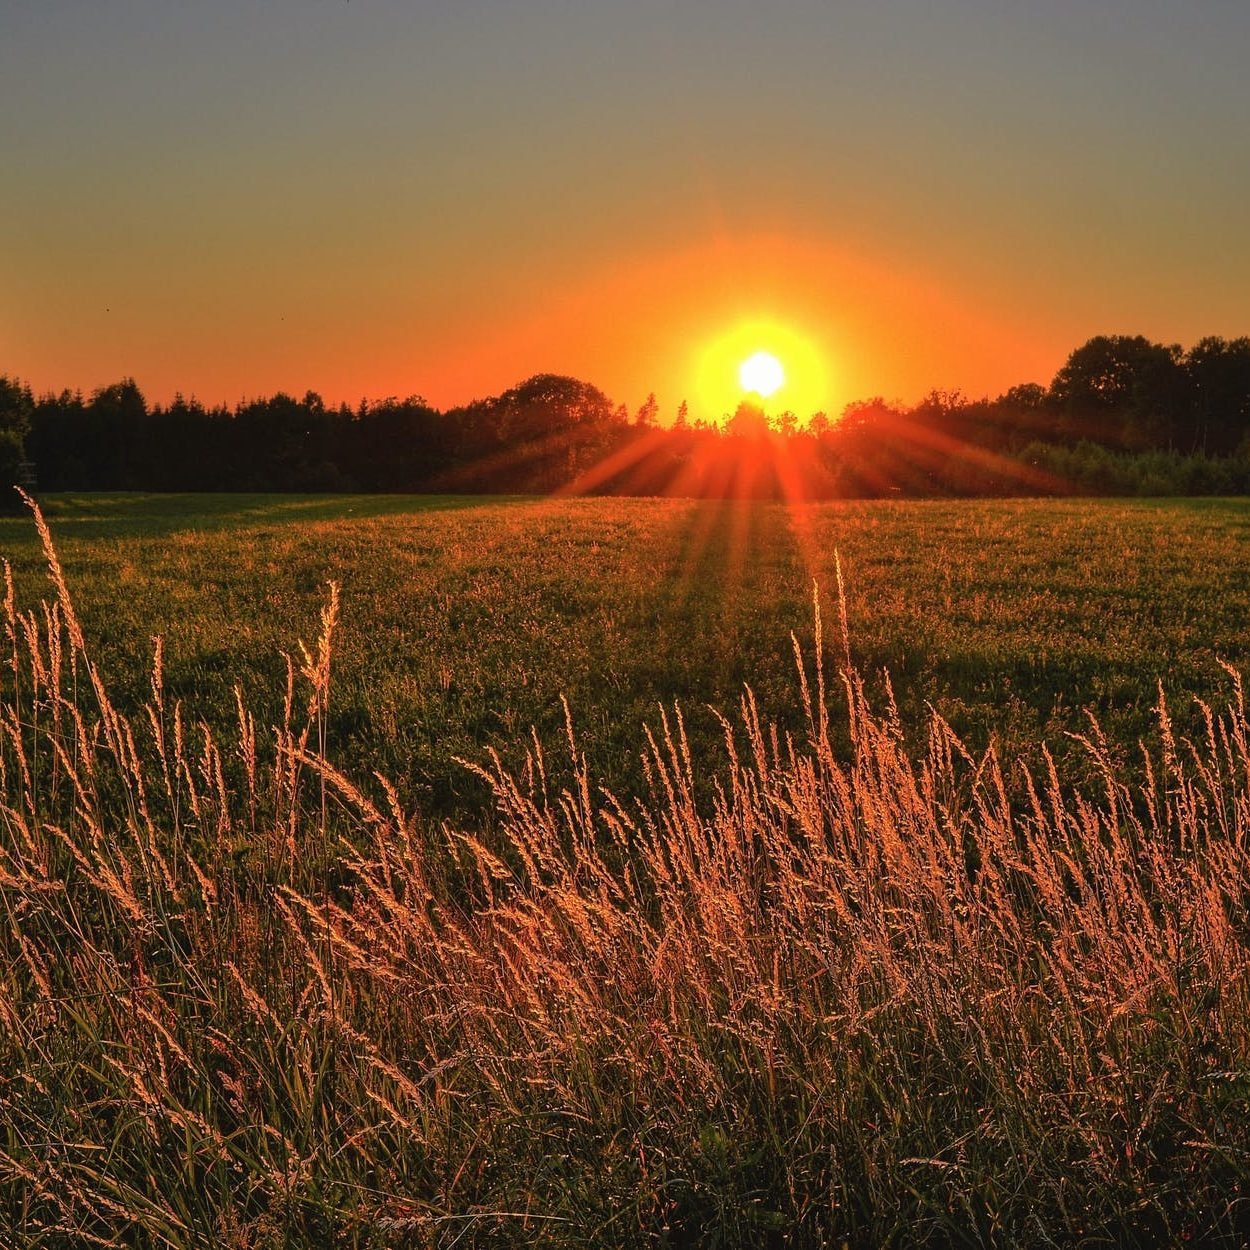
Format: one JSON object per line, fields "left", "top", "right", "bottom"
{"left": 694, "top": 319, "right": 831, "bottom": 423}
{"left": 739, "top": 351, "right": 785, "bottom": 398}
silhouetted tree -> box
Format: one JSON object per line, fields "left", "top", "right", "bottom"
{"left": 13, "top": 331, "right": 1250, "bottom": 500}
{"left": 634, "top": 392, "right": 659, "bottom": 427}
{"left": 0, "top": 376, "right": 33, "bottom": 509}
{"left": 1049, "top": 335, "right": 1187, "bottom": 450}
{"left": 723, "top": 399, "right": 769, "bottom": 439}
{"left": 1186, "top": 336, "right": 1250, "bottom": 455}
{"left": 0, "top": 375, "right": 33, "bottom": 437}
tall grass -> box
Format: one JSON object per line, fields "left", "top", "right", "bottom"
{"left": 2, "top": 498, "right": 1249, "bottom": 1247}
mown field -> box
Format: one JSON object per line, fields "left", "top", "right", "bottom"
{"left": 5, "top": 492, "right": 1250, "bottom": 1248}
{"left": 4, "top": 491, "right": 1249, "bottom": 818}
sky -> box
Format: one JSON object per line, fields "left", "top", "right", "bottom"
{"left": 4, "top": 0, "right": 1249, "bottom": 422}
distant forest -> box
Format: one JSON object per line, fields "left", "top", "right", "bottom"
{"left": 4, "top": 334, "right": 1250, "bottom": 501}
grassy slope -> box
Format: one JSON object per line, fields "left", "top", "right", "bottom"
{"left": 3, "top": 492, "right": 1248, "bottom": 819}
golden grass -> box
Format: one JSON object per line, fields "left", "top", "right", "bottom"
{"left": 2, "top": 498, "right": 1250, "bottom": 1247}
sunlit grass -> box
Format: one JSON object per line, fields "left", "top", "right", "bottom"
{"left": 1, "top": 493, "right": 1248, "bottom": 821}
{"left": 2, "top": 498, "right": 1250, "bottom": 1246}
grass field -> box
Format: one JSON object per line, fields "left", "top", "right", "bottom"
{"left": 4, "top": 492, "right": 1250, "bottom": 1247}
{"left": 5, "top": 492, "right": 1250, "bottom": 818}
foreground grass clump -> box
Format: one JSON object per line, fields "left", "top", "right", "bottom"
{"left": 2, "top": 503, "right": 1250, "bottom": 1247}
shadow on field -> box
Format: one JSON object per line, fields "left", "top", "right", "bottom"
{"left": 2, "top": 492, "right": 531, "bottom": 540}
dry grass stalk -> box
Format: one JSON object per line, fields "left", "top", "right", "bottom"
{"left": 1, "top": 498, "right": 1249, "bottom": 1246}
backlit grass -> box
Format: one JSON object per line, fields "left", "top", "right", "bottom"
{"left": 1, "top": 494, "right": 1249, "bottom": 1246}
{"left": 1, "top": 493, "right": 1248, "bottom": 818}
{"left": 2, "top": 492, "right": 1250, "bottom": 1245}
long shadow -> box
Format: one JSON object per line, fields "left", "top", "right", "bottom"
{"left": 0, "top": 492, "right": 535, "bottom": 543}
{"left": 651, "top": 498, "right": 811, "bottom": 701}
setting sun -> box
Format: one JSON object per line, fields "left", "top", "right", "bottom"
{"left": 739, "top": 351, "right": 785, "bottom": 398}
{"left": 694, "top": 319, "right": 831, "bottom": 422}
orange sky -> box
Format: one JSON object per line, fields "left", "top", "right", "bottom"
{"left": 4, "top": 3, "right": 1248, "bottom": 422}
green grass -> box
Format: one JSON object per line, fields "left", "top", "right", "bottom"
{"left": 4, "top": 492, "right": 1250, "bottom": 1247}
{"left": 3, "top": 492, "right": 1248, "bottom": 819}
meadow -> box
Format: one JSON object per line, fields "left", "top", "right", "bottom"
{"left": 3, "top": 492, "right": 1250, "bottom": 1247}
{"left": 5, "top": 492, "right": 1250, "bottom": 816}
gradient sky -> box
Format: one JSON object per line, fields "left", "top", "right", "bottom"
{"left": 4, "top": 1, "right": 1249, "bottom": 421}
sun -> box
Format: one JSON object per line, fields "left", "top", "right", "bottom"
{"left": 693, "top": 319, "right": 830, "bottom": 423}
{"left": 739, "top": 351, "right": 785, "bottom": 398}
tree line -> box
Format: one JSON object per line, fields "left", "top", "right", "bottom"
{"left": 2, "top": 333, "right": 1250, "bottom": 502}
